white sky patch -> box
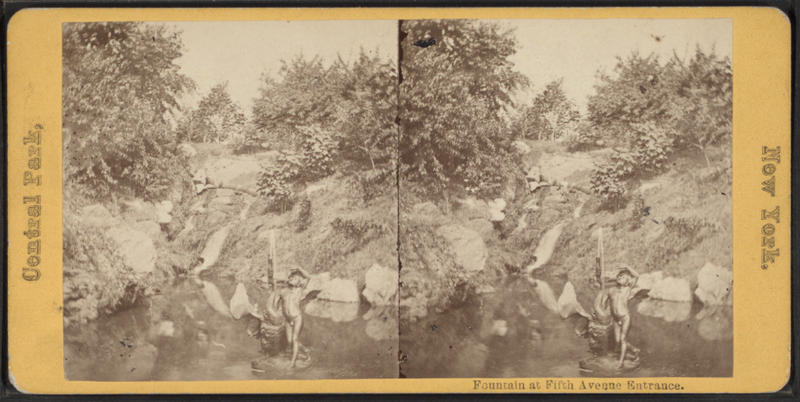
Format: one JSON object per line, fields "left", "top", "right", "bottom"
{"left": 151, "top": 20, "right": 398, "bottom": 117}
{"left": 503, "top": 18, "right": 732, "bottom": 113}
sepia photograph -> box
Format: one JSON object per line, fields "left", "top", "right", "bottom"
{"left": 61, "top": 20, "right": 400, "bottom": 380}
{"left": 60, "top": 15, "right": 735, "bottom": 382}
{"left": 397, "top": 18, "right": 733, "bottom": 379}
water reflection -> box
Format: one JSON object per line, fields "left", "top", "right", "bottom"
{"left": 64, "top": 276, "right": 398, "bottom": 381}
{"left": 399, "top": 276, "right": 732, "bottom": 378}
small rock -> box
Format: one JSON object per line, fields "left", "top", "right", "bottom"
{"left": 513, "top": 140, "right": 531, "bottom": 155}
{"left": 695, "top": 262, "right": 732, "bottom": 306}
{"left": 488, "top": 209, "right": 506, "bottom": 222}
{"left": 317, "top": 278, "right": 360, "bottom": 303}
{"left": 488, "top": 198, "right": 507, "bottom": 211}
{"left": 529, "top": 181, "right": 547, "bottom": 192}
{"left": 179, "top": 143, "right": 198, "bottom": 157}
{"left": 526, "top": 166, "right": 541, "bottom": 181}
{"left": 196, "top": 183, "right": 216, "bottom": 195}
{"left": 523, "top": 199, "right": 540, "bottom": 211}
{"left": 155, "top": 321, "right": 175, "bottom": 337}
{"left": 156, "top": 211, "right": 172, "bottom": 224}
{"left": 362, "top": 264, "right": 398, "bottom": 306}
{"left": 192, "top": 169, "right": 207, "bottom": 184}
{"left": 490, "top": 320, "right": 508, "bottom": 336}
{"left": 648, "top": 277, "right": 693, "bottom": 303}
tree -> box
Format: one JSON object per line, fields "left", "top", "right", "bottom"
{"left": 62, "top": 22, "right": 194, "bottom": 200}
{"left": 192, "top": 82, "right": 246, "bottom": 143}
{"left": 251, "top": 55, "right": 342, "bottom": 150}
{"left": 333, "top": 49, "right": 398, "bottom": 170}
{"left": 587, "top": 52, "right": 672, "bottom": 143}
{"left": 399, "top": 19, "right": 528, "bottom": 199}
{"left": 252, "top": 50, "right": 397, "bottom": 172}
{"left": 666, "top": 48, "right": 732, "bottom": 168}
{"left": 514, "top": 79, "right": 580, "bottom": 141}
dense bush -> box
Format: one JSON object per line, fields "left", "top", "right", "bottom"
{"left": 296, "top": 196, "right": 312, "bottom": 232}
{"left": 63, "top": 210, "right": 151, "bottom": 327}
{"left": 62, "top": 22, "right": 194, "bottom": 201}
{"left": 257, "top": 156, "right": 301, "bottom": 213}
{"left": 400, "top": 19, "right": 528, "bottom": 199}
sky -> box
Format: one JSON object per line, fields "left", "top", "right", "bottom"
{"left": 159, "top": 18, "right": 731, "bottom": 117}
{"left": 503, "top": 18, "right": 732, "bottom": 112}
{"left": 159, "top": 20, "right": 398, "bottom": 116}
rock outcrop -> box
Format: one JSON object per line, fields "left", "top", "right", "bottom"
{"left": 557, "top": 282, "right": 590, "bottom": 319}
{"left": 105, "top": 226, "right": 156, "bottom": 273}
{"left": 205, "top": 158, "right": 262, "bottom": 193}
{"left": 362, "top": 264, "right": 398, "bottom": 306}
{"left": 648, "top": 277, "right": 693, "bottom": 303}
{"left": 694, "top": 262, "right": 732, "bottom": 306}
{"left": 436, "top": 225, "right": 486, "bottom": 272}
{"left": 317, "top": 278, "right": 360, "bottom": 303}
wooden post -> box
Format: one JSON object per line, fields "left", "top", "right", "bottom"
{"left": 597, "top": 228, "right": 605, "bottom": 289}
{"left": 269, "top": 229, "right": 276, "bottom": 289}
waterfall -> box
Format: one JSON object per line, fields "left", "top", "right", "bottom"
{"left": 193, "top": 224, "right": 231, "bottom": 274}
{"left": 525, "top": 222, "right": 565, "bottom": 274}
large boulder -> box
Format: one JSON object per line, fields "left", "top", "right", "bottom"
{"left": 205, "top": 158, "right": 262, "bottom": 193}
{"left": 303, "top": 272, "right": 332, "bottom": 298}
{"left": 229, "top": 283, "right": 255, "bottom": 320}
{"left": 435, "top": 225, "right": 486, "bottom": 272}
{"left": 557, "top": 282, "right": 589, "bottom": 319}
{"left": 362, "top": 264, "right": 397, "bottom": 306}
{"left": 317, "top": 278, "right": 360, "bottom": 303}
{"left": 539, "top": 154, "right": 594, "bottom": 186}
{"left": 631, "top": 270, "right": 664, "bottom": 295}
{"left": 648, "top": 277, "right": 693, "bottom": 303}
{"left": 695, "top": 262, "right": 732, "bottom": 306}
{"left": 105, "top": 226, "right": 156, "bottom": 273}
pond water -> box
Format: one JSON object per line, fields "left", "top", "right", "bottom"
{"left": 64, "top": 277, "right": 398, "bottom": 381}
{"left": 399, "top": 275, "right": 732, "bottom": 378}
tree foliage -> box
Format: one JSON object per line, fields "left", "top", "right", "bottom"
{"left": 181, "top": 82, "right": 246, "bottom": 144}
{"left": 513, "top": 79, "right": 580, "bottom": 141}
{"left": 399, "top": 19, "right": 528, "bottom": 198}
{"left": 587, "top": 47, "right": 732, "bottom": 209}
{"left": 63, "top": 22, "right": 194, "bottom": 200}
{"left": 252, "top": 50, "right": 397, "bottom": 171}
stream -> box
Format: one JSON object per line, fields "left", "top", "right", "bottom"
{"left": 64, "top": 276, "right": 399, "bottom": 381}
